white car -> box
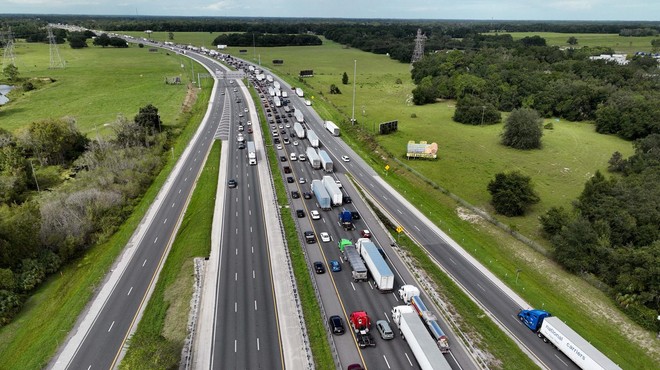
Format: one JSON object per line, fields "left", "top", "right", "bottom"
{"left": 244, "top": 107, "right": 248, "bottom": 112}
{"left": 293, "top": 140, "right": 299, "bottom": 146}
{"left": 335, "top": 180, "right": 342, "bottom": 188}
{"left": 247, "top": 121, "right": 252, "bottom": 126}
{"left": 277, "top": 144, "right": 283, "bottom": 150}
{"left": 285, "top": 123, "right": 291, "bottom": 128}
{"left": 310, "top": 210, "right": 321, "bottom": 220}
{"left": 299, "top": 177, "right": 306, "bottom": 184}
{"left": 341, "top": 155, "right": 350, "bottom": 162}
{"left": 319, "top": 232, "right": 331, "bottom": 243}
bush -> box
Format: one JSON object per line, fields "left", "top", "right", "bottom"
{"left": 501, "top": 108, "right": 543, "bottom": 150}
{"left": 453, "top": 95, "right": 501, "bottom": 125}
{"left": 487, "top": 171, "right": 540, "bottom": 216}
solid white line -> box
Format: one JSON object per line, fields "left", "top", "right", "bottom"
{"left": 234, "top": 340, "right": 237, "bottom": 353}
{"left": 235, "top": 272, "right": 238, "bottom": 281}
{"left": 127, "top": 287, "right": 133, "bottom": 296}
{"left": 383, "top": 355, "right": 391, "bottom": 369}
{"left": 405, "top": 353, "right": 413, "bottom": 366}
{"left": 253, "top": 270, "right": 255, "bottom": 279}
{"left": 234, "top": 302, "right": 237, "bottom": 312}
{"left": 251, "top": 246, "right": 254, "bottom": 253}
{"left": 236, "top": 211, "right": 238, "bottom": 217}
{"left": 108, "top": 321, "right": 115, "bottom": 332}
{"left": 254, "top": 300, "right": 258, "bottom": 311}
{"left": 235, "top": 248, "right": 238, "bottom": 255}
{"left": 257, "top": 337, "right": 260, "bottom": 351}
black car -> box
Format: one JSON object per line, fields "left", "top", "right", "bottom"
{"left": 283, "top": 166, "right": 292, "bottom": 174}
{"left": 291, "top": 191, "right": 300, "bottom": 199}
{"left": 296, "top": 209, "right": 305, "bottom": 218}
{"left": 351, "top": 211, "right": 361, "bottom": 220}
{"left": 274, "top": 138, "right": 281, "bottom": 144}
{"left": 237, "top": 142, "right": 245, "bottom": 150}
{"left": 227, "top": 179, "right": 237, "bottom": 188}
{"left": 303, "top": 192, "right": 312, "bottom": 199}
{"left": 344, "top": 195, "right": 352, "bottom": 203}
{"left": 280, "top": 156, "right": 287, "bottom": 162}
{"left": 328, "top": 315, "right": 345, "bottom": 335}
{"left": 304, "top": 231, "right": 316, "bottom": 244}
{"left": 287, "top": 177, "right": 295, "bottom": 183}
{"left": 313, "top": 261, "right": 325, "bottom": 274}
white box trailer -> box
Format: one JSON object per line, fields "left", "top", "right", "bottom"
{"left": 273, "top": 81, "right": 281, "bottom": 89}
{"left": 356, "top": 238, "right": 394, "bottom": 291}
{"left": 318, "top": 149, "right": 333, "bottom": 172}
{"left": 307, "top": 130, "right": 319, "bottom": 148}
{"left": 324, "top": 121, "right": 340, "bottom": 136}
{"left": 274, "top": 96, "right": 281, "bottom": 107}
{"left": 322, "top": 176, "right": 342, "bottom": 206}
{"left": 247, "top": 141, "right": 257, "bottom": 165}
{"left": 268, "top": 87, "right": 275, "bottom": 96}
{"left": 294, "top": 109, "right": 304, "bottom": 123}
{"left": 391, "top": 306, "right": 451, "bottom": 370}
{"left": 306, "top": 147, "right": 321, "bottom": 169}
{"left": 266, "top": 75, "right": 273, "bottom": 83}
{"left": 540, "top": 317, "right": 622, "bottom": 370}
{"left": 294, "top": 122, "right": 306, "bottom": 139}
{"left": 295, "top": 87, "right": 304, "bottom": 97}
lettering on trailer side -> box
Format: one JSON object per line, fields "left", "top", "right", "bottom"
{"left": 565, "top": 341, "right": 587, "bottom": 361}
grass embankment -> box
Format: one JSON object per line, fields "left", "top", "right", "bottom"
{"left": 1, "top": 41, "right": 192, "bottom": 135}
{"left": 249, "top": 85, "right": 334, "bottom": 369}
{"left": 121, "top": 140, "right": 220, "bottom": 369}
{"left": 0, "top": 54, "right": 211, "bottom": 368}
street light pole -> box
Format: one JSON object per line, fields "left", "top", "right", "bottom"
{"left": 351, "top": 59, "right": 357, "bottom": 125}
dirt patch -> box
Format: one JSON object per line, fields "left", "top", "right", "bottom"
{"left": 181, "top": 84, "right": 199, "bottom": 113}
{"left": 456, "top": 206, "right": 486, "bottom": 226}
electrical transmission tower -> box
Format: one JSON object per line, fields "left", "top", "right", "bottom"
{"left": 2, "top": 27, "right": 16, "bottom": 70}
{"left": 48, "top": 25, "right": 64, "bottom": 69}
{"left": 411, "top": 28, "right": 427, "bottom": 64}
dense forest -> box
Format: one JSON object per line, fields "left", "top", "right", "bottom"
{"left": 0, "top": 106, "right": 169, "bottom": 326}
{"left": 211, "top": 33, "right": 321, "bottom": 47}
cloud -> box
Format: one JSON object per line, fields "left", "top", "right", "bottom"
{"left": 202, "top": 0, "right": 244, "bottom": 11}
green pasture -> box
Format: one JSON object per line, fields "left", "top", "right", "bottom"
{"left": 122, "top": 31, "right": 228, "bottom": 49}
{"left": 1, "top": 41, "right": 194, "bottom": 136}
{"left": 504, "top": 32, "right": 658, "bottom": 53}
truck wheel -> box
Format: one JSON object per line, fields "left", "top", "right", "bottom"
{"left": 537, "top": 332, "right": 543, "bottom": 339}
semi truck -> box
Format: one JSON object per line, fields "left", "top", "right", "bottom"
{"left": 391, "top": 306, "right": 451, "bottom": 370}
{"left": 307, "top": 130, "right": 319, "bottom": 148}
{"left": 268, "top": 87, "right": 275, "bottom": 96}
{"left": 247, "top": 141, "right": 257, "bottom": 165}
{"left": 338, "top": 209, "right": 355, "bottom": 231}
{"left": 266, "top": 75, "right": 273, "bottom": 83}
{"left": 274, "top": 88, "right": 281, "bottom": 97}
{"left": 294, "top": 109, "right": 304, "bottom": 123}
{"left": 518, "top": 309, "right": 622, "bottom": 370}
{"left": 322, "top": 176, "right": 343, "bottom": 206}
{"left": 295, "top": 87, "right": 304, "bottom": 97}
{"left": 311, "top": 180, "right": 331, "bottom": 210}
{"left": 355, "top": 238, "right": 394, "bottom": 292}
{"left": 398, "top": 285, "right": 450, "bottom": 352}
{"left": 350, "top": 311, "right": 376, "bottom": 348}
{"left": 273, "top": 81, "right": 281, "bottom": 90}
{"left": 338, "top": 239, "right": 368, "bottom": 281}
{"left": 294, "top": 122, "right": 306, "bottom": 139}
{"left": 306, "top": 147, "right": 321, "bottom": 169}
{"left": 318, "top": 149, "right": 333, "bottom": 172}
{"left": 324, "top": 120, "right": 340, "bottom": 136}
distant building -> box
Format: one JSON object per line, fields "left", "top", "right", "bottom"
{"left": 589, "top": 54, "right": 629, "bottom": 65}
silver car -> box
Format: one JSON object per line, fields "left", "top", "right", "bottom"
{"left": 376, "top": 320, "right": 394, "bottom": 340}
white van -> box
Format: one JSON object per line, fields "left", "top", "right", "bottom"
{"left": 290, "top": 152, "right": 297, "bottom": 161}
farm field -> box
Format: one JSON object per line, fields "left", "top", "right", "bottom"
{"left": 1, "top": 41, "right": 194, "bottom": 136}
{"left": 504, "top": 32, "right": 658, "bottom": 54}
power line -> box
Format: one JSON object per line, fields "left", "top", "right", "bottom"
{"left": 411, "top": 28, "right": 427, "bottom": 65}
{"left": 48, "top": 25, "right": 64, "bottom": 69}
{"left": 2, "top": 26, "right": 16, "bottom": 70}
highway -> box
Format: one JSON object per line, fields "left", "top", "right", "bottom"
{"left": 280, "top": 77, "right": 581, "bottom": 370}
{"left": 251, "top": 74, "right": 475, "bottom": 370}
{"left": 209, "top": 83, "right": 283, "bottom": 369}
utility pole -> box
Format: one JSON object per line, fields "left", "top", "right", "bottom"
{"left": 48, "top": 25, "right": 64, "bottom": 69}
{"left": 351, "top": 59, "right": 357, "bottom": 125}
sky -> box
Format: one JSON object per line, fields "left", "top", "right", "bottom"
{"left": 1, "top": 0, "right": 658, "bottom": 21}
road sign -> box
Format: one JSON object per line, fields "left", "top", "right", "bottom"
{"left": 385, "top": 165, "right": 390, "bottom": 171}
{"left": 396, "top": 226, "right": 403, "bottom": 233}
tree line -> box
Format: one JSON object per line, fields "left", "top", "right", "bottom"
{"left": 0, "top": 105, "right": 168, "bottom": 326}
{"left": 211, "top": 33, "right": 321, "bottom": 47}
{"left": 409, "top": 36, "right": 660, "bottom": 140}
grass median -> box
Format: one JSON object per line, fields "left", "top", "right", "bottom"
{"left": 121, "top": 140, "right": 220, "bottom": 369}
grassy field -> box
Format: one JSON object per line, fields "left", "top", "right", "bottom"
{"left": 1, "top": 41, "right": 194, "bottom": 136}
{"left": 121, "top": 140, "right": 219, "bottom": 369}
{"left": 0, "top": 74, "right": 212, "bottom": 369}
{"left": 503, "top": 32, "right": 658, "bottom": 54}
